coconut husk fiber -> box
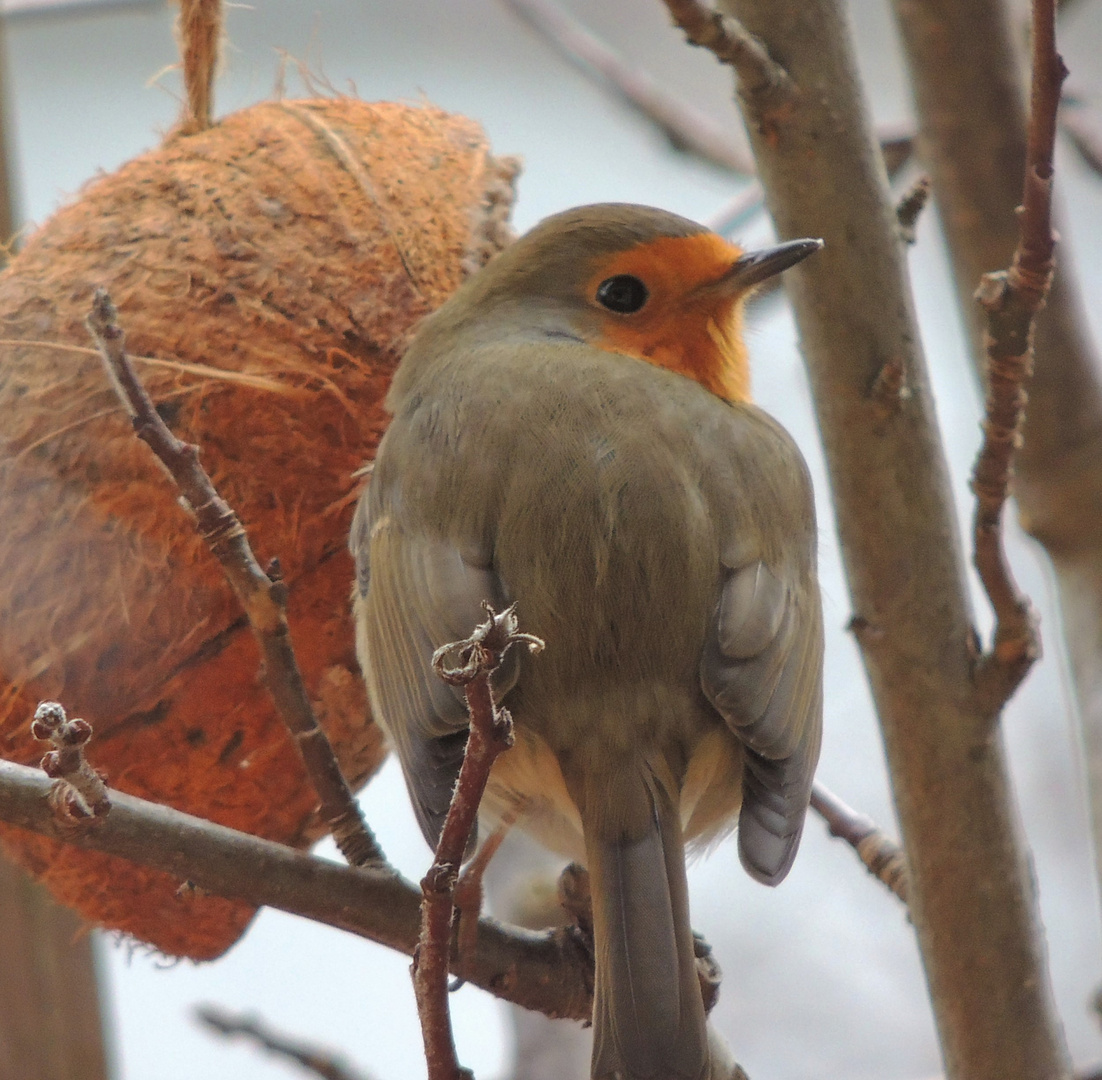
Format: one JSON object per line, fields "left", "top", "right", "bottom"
{"left": 0, "top": 97, "right": 517, "bottom": 958}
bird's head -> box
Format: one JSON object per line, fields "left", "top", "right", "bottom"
{"left": 395, "top": 203, "right": 822, "bottom": 404}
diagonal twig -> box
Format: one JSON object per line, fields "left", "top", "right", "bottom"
{"left": 85, "top": 289, "right": 384, "bottom": 868}
{"left": 502, "top": 0, "right": 755, "bottom": 174}
{"left": 810, "top": 781, "right": 908, "bottom": 905}
{"left": 196, "top": 1006, "right": 376, "bottom": 1080}
{"left": 413, "top": 604, "right": 543, "bottom": 1080}
{"left": 970, "top": 0, "right": 1066, "bottom": 713}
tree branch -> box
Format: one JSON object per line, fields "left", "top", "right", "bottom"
{"left": 414, "top": 606, "right": 544, "bottom": 1080}
{"left": 196, "top": 1006, "right": 376, "bottom": 1080}
{"left": 0, "top": 758, "right": 594, "bottom": 1022}
{"left": 715, "top": 0, "right": 1072, "bottom": 1076}
{"left": 970, "top": 0, "right": 1065, "bottom": 713}
{"left": 501, "top": 0, "right": 755, "bottom": 174}
{"left": 809, "top": 782, "right": 908, "bottom": 905}
{"left": 889, "top": 0, "right": 1102, "bottom": 928}
{"left": 86, "top": 290, "right": 384, "bottom": 870}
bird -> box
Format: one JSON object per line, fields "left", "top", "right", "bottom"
{"left": 350, "top": 203, "right": 824, "bottom": 1080}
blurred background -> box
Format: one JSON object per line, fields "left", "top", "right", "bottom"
{"left": 2, "top": 0, "right": 1102, "bottom": 1077}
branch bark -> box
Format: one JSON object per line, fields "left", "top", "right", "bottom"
{"left": 0, "top": 758, "right": 594, "bottom": 1023}
{"left": 970, "top": 0, "right": 1066, "bottom": 714}
{"left": 713, "top": 1, "right": 1072, "bottom": 1077}
{"left": 413, "top": 606, "right": 542, "bottom": 1080}
{"left": 890, "top": 0, "right": 1102, "bottom": 917}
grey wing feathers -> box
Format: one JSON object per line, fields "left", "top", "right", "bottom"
{"left": 701, "top": 560, "right": 824, "bottom": 886}
{"left": 351, "top": 496, "right": 517, "bottom": 849}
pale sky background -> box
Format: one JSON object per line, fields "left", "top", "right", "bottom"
{"left": 5, "top": 1, "right": 1102, "bottom": 1078}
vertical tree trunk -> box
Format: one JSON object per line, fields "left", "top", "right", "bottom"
{"left": 715, "top": 0, "right": 1072, "bottom": 1076}
{"left": 0, "top": 855, "right": 111, "bottom": 1080}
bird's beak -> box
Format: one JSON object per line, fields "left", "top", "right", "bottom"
{"left": 719, "top": 237, "right": 824, "bottom": 293}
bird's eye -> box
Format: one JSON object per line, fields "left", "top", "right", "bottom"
{"left": 595, "top": 275, "right": 649, "bottom": 314}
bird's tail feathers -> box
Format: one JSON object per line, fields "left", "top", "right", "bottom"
{"left": 586, "top": 777, "right": 708, "bottom": 1080}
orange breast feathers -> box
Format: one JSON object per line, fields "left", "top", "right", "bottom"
{"left": 586, "top": 232, "right": 754, "bottom": 404}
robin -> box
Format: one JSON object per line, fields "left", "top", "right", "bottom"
{"left": 351, "top": 204, "right": 824, "bottom": 1080}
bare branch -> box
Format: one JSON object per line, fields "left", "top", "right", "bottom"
{"left": 0, "top": 758, "right": 594, "bottom": 1020}
{"left": 413, "top": 605, "right": 544, "bottom": 1080}
{"left": 890, "top": 0, "right": 1102, "bottom": 936}
{"left": 502, "top": 0, "right": 755, "bottom": 174}
{"left": 810, "top": 782, "right": 908, "bottom": 904}
{"left": 720, "top": 0, "right": 1072, "bottom": 1072}
{"left": 197, "top": 1006, "right": 375, "bottom": 1080}
{"left": 970, "top": 0, "right": 1066, "bottom": 714}
{"left": 85, "top": 290, "right": 383, "bottom": 870}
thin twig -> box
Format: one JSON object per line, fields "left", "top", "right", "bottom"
{"left": 0, "top": 758, "right": 594, "bottom": 1020}
{"left": 0, "top": 339, "right": 285, "bottom": 391}
{"left": 85, "top": 289, "right": 384, "bottom": 868}
{"left": 413, "top": 605, "right": 544, "bottom": 1080}
{"left": 662, "top": 0, "right": 796, "bottom": 130}
{"left": 970, "top": 0, "right": 1065, "bottom": 713}
{"left": 809, "top": 782, "right": 908, "bottom": 905}
{"left": 502, "top": 0, "right": 755, "bottom": 174}
{"left": 196, "top": 1006, "right": 375, "bottom": 1080}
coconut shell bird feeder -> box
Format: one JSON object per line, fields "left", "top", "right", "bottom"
{"left": 0, "top": 4, "right": 517, "bottom": 958}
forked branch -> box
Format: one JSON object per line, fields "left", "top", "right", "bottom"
{"left": 413, "top": 605, "right": 543, "bottom": 1080}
